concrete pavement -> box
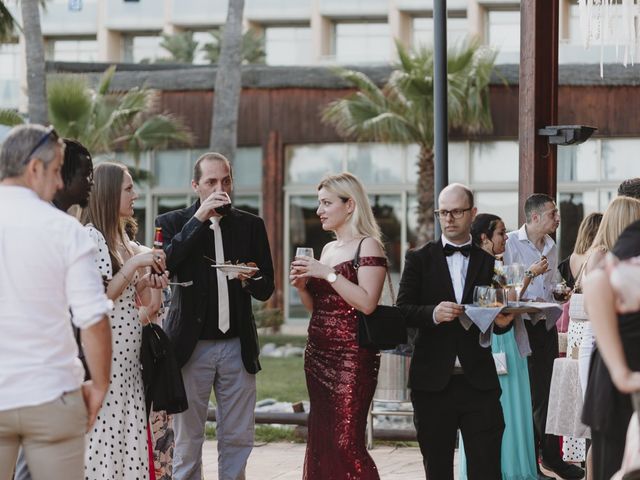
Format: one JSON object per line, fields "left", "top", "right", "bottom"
{"left": 202, "top": 440, "right": 431, "bottom": 479}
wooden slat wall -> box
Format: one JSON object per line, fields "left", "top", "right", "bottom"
{"left": 160, "top": 85, "right": 640, "bottom": 148}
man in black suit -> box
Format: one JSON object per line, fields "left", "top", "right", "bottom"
{"left": 397, "top": 183, "right": 513, "bottom": 480}
{"left": 156, "top": 152, "right": 274, "bottom": 480}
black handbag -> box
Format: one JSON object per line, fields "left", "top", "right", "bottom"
{"left": 352, "top": 239, "right": 407, "bottom": 351}
{"left": 140, "top": 322, "right": 188, "bottom": 416}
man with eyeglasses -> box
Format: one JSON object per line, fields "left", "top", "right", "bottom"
{"left": 397, "top": 183, "right": 514, "bottom": 479}
{"left": 0, "top": 125, "right": 112, "bottom": 480}
{"left": 504, "top": 194, "right": 584, "bottom": 480}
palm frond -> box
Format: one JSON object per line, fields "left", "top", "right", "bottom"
{"left": 0, "top": 108, "right": 25, "bottom": 126}
{"left": 47, "top": 74, "right": 92, "bottom": 139}
{"left": 159, "top": 31, "right": 198, "bottom": 64}
{"left": 202, "top": 28, "right": 265, "bottom": 65}
{"left": 115, "top": 114, "right": 193, "bottom": 163}
{"left": 322, "top": 36, "right": 496, "bottom": 148}
{"left": 98, "top": 65, "right": 117, "bottom": 96}
{"left": 0, "top": 1, "right": 20, "bottom": 40}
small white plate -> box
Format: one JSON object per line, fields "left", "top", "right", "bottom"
{"left": 211, "top": 264, "right": 259, "bottom": 274}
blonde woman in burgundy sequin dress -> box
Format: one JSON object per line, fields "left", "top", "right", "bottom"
{"left": 290, "top": 172, "right": 387, "bottom": 480}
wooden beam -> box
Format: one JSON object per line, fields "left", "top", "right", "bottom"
{"left": 518, "top": 0, "right": 559, "bottom": 225}
{"left": 262, "top": 130, "right": 284, "bottom": 311}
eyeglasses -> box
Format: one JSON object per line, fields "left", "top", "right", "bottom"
{"left": 21, "top": 126, "right": 59, "bottom": 166}
{"left": 434, "top": 207, "right": 473, "bottom": 219}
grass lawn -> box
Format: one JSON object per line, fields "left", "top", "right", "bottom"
{"left": 256, "top": 333, "right": 308, "bottom": 403}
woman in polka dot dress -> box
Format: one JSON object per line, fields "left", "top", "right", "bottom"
{"left": 81, "top": 162, "right": 169, "bottom": 480}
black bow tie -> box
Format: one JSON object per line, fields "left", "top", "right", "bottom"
{"left": 443, "top": 243, "right": 472, "bottom": 257}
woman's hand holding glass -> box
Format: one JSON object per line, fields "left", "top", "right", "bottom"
{"left": 291, "top": 255, "right": 333, "bottom": 279}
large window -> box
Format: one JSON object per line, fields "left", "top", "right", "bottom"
{"left": 412, "top": 13, "right": 468, "bottom": 49}
{"left": 333, "top": 21, "right": 391, "bottom": 64}
{"left": 0, "top": 41, "right": 20, "bottom": 109}
{"left": 284, "top": 138, "right": 633, "bottom": 321}
{"left": 123, "top": 34, "right": 163, "bottom": 63}
{"left": 265, "top": 26, "right": 312, "bottom": 65}
{"left": 46, "top": 38, "right": 98, "bottom": 62}
{"left": 487, "top": 10, "right": 520, "bottom": 63}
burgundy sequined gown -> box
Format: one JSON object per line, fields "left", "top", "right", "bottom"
{"left": 303, "top": 257, "right": 383, "bottom": 480}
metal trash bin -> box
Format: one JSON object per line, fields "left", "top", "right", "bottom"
{"left": 367, "top": 352, "right": 413, "bottom": 449}
{"left": 374, "top": 352, "right": 411, "bottom": 401}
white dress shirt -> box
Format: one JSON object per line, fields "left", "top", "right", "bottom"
{"left": 503, "top": 224, "right": 558, "bottom": 302}
{"left": 0, "top": 186, "right": 112, "bottom": 411}
{"left": 442, "top": 235, "right": 472, "bottom": 304}
{"left": 437, "top": 235, "right": 472, "bottom": 368}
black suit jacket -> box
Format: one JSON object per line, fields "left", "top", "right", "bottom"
{"left": 156, "top": 202, "right": 274, "bottom": 373}
{"left": 397, "top": 241, "right": 509, "bottom": 393}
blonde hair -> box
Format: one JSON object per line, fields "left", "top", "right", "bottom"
{"left": 573, "top": 212, "right": 603, "bottom": 255}
{"left": 80, "top": 162, "right": 132, "bottom": 274}
{"left": 317, "top": 172, "right": 384, "bottom": 251}
{"left": 591, "top": 196, "right": 640, "bottom": 252}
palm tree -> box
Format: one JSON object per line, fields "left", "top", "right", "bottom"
{"left": 322, "top": 39, "right": 497, "bottom": 245}
{"left": 202, "top": 27, "right": 265, "bottom": 65}
{"left": 142, "top": 31, "right": 199, "bottom": 64}
{"left": 209, "top": 0, "right": 245, "bottom": 162}
{"left": 2, "top": 0, "right": 49, "bottom": 122}
{"left": 0, "top": 66, "right": 193, "bottom": 166}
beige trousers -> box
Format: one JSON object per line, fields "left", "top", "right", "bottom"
{"left": 0, "top": 389, "right": 87, "bottom": 480}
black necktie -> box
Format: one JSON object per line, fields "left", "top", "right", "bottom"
{"left": 443, "top": 243, "right": 471, "bottom": 257}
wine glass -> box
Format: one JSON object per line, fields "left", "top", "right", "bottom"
{"left": 295, "top": 247, "right": 314, "bottom": 259}
{"left": 552, "top": 283, "right": 572, "bottom": 303}
{"left": 494, "top": 287, "right": 507, "bottom": 307}
{"left": 473, "top": 285, "right": 491, "bottom": 307}
{"left": 504, "top": 264, "right": 526, "bottom": 306}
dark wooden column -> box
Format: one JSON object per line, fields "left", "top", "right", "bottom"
{"left": 262, "top": 130, "right": 284, "bottom": 310}
{"left": 518, "top": 0, "right": 559, "bottom": 225}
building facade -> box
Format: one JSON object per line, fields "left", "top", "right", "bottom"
{"left": 0, "top": 0, "right": 629, "bottom": 109}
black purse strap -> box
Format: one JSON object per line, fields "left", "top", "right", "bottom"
{"left": 351, "top": 237, "right": 396, "bottom": 305}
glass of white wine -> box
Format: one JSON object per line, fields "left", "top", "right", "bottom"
{"left": 295, "top": 247, "right": 314, "bottom": 259}
{"left": 504, "top": 264, "right": 526, "bottom": 307}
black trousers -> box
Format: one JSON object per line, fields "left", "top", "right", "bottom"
{"left": 525, "top": 320, "right": 562, "bottom": 466}
{"left": 591, "top": 429, "right": 626, "bottom": 480}
{"left": 411, "top": 375, "right": 504, "bottom": 480}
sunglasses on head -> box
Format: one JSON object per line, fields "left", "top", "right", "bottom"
{"left": 21, "top": 126, "right": 60, "bottom": 166}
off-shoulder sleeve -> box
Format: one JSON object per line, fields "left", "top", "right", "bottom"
{"left": 84, "top": 225, "right": 113, "bottom": 280}
{"left": 357, "top": 256, "right": 387, "bottom": 268}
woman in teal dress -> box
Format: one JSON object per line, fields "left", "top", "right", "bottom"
{"left": 459, "top": 214, "right": 544, "bottom": 480}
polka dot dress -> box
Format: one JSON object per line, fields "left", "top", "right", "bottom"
{"left": 84, "top": 226, "right": 149, "bottom": 480}
{"left": 563, "top": 319, "right": 587, "bottom": 463}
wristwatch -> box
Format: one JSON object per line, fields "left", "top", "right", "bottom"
{"left": 525, "top": 269, "right": 536, "bottom": 279}
{"left": 326, "top": 271, "right": 339, "bottom": 284}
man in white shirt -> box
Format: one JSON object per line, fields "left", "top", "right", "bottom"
{"left": 0, "top": 125, "right": 112, "bottom": 480}
{"left": 504, "top": 194, "right": 584, "bottom": 480}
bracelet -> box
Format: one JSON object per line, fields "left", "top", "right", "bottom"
{"left": 524, "top": 269, "right": 536, "bottom": 279}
